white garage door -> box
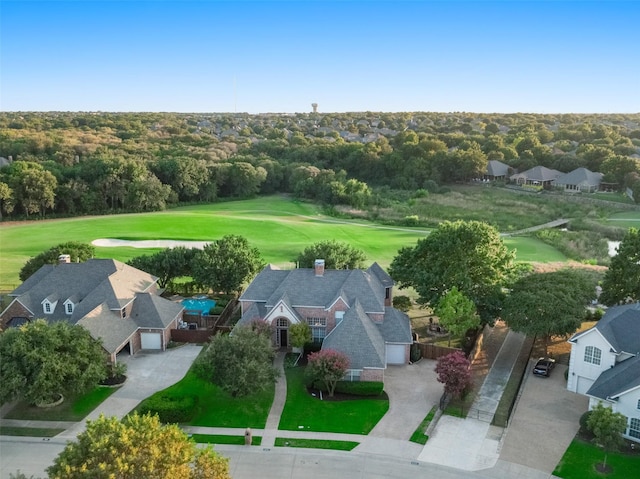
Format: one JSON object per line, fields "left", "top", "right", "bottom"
{"left": 576, "top": 376, "right": 594, "bottom": 395}
{"left": 141, "top": 332, "right": 162, "bottom": 350}
{"left": 386, "top": 344, "right": 406, "bottom": 365}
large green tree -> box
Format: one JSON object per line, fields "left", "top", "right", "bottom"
{"left": 296, "top": 239, "right": 367, "bottom": 270}
{"left": 434, "top": 287, "right": 480, "bottom": 346}
{"left": 600, "top": 227, "right": 640, "bottom": 305}
{"left": 191, "top": 234, "right": 264, "bottom": 295}
{"left": 389, "top": 220, "right": 514, "bottom": 322}
{"left": 19, "top": 241, "right": 95, "bottom": 281}
{"left": 127, "top": 246, "right": 198, "bottom": 289}
{"left": 47, "top": 413, "right": 231, "bottom": 479}
{"left": 586, "top": 403, "right": 628, "bottom": 472}
{"left": 0, "top": 320, "right": 107, "bottom": 404}
{"left": 501, "top": 269, "right": 594, "bottom": 355}
{"left": 193, "top": 325, "right": 277, "bottom": 397}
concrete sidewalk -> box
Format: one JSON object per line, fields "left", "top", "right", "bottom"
{"left": 418, "top": 330, "right": 526, "bottom": 471}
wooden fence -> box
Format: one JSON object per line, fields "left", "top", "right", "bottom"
{"left": 415, "top": 342, "right": 461, "bottom": 360}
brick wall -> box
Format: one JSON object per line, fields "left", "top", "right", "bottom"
{"left": 0, "top": 300, "right": 33, "bottom": 329}
{"left": 361, "top": 368, "right": 384, "bottom": 382}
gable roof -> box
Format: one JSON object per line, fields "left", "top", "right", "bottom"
{"left": 241, "top": 264, "right": 385, "bottom": 313}
{"left": 554, "top": 167, "right": 603, "bottom": 186}
{"left": 379, "top": 307, "right": 413, "bottom": 344}
{"left": 586, "top": 354, "right": 640, "bottom": 401}
{"left": 322, "top": 300, "right": 386, "bottom": 369}
{"left": 592, "top": 303, "right": 640, "bottom": 354}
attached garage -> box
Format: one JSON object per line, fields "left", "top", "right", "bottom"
{"left": 141, "top": 332, "right": 162, "bottom": 350}
{"left": 385, "top": 343, "right": 406, "bottom": 365}
{"left": 576, "top": 376, "right": 595, "bottom": 395}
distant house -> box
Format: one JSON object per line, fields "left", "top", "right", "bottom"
{"left": 567, "top": 303, "right": 640, "bottom": 442}
{"left": 0, "top": 258, "right": 184, "bottom": 362}
{"left": 236, "top": 261, "right": 413, "bottom": 382}
{"left": 484, "top": 160, "right": 511, "bottom": 181}
{"left": 553, "top": 167, "right": 603, "bottom": 193}
{"left": 510, "top": 166, "right": 562, "bottom": 189}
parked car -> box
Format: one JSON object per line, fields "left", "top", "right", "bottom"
{"left": 533, "top": 357, "right": 556, "bottom": 377}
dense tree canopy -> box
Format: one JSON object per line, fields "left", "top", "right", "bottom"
{"left": 47, "top": 413, "right": 231, "bottom": 479}
{"left": 600, "top": 227, "right": 640, "bottom": 305}
{"left": 389, "top": 220, "right": 515, "bottom": 322}
{"left": 194, "top": 324, "right": 277, "bottom": 397}
{"left": 296, "top": 240, "right": 367, "bottom": 270}
{"left": 501, "top": 269, "right": 594, "bottom": 355}
{"left": 434, "top": 287, "right": 480, "bottom": 346}
{"left": 19, "top": 241, "right": 96, "bottom": 281}
{"left": 0, "top": 320, "right": 107, "bottom": 404}
{"left": 191, "top": 235, "right": 264, "bottom": 295}
{"left": 127, "top": 246, "right": 197, "bottom": 289}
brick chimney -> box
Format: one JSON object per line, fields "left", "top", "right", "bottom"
{"left": 314, "top": 259, "right": 325, "bottom": 277}
{"left": 58, "top": 254, "right": 71, "bottom": 264}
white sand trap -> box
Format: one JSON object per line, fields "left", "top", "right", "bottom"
{"left": 92, "top": 239, "right": 210, "bottom": 249}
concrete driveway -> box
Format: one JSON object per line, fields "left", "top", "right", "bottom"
{"left": 499, "top": 361, "right": 588, "bottom": 472}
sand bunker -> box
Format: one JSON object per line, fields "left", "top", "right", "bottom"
{"left": 92, "top": 239, "right": 210, "bottom": 249}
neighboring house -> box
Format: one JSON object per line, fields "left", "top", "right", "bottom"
{"left": 484, "top": 160, "right": 511, "bottom": 181}
{"left": 554, "top": 167, "right": 603, "bottom": 193}
{"left": 0, "top": 257, "right": 184, "bottom": 362}
{"left": 510, "top": 166, "right": 562, "bottom": 188}
{"left": 236, "top": 260, "right": 413, "bottom": 382}
{"left": 567, "top": 303, "right": 640, "bottom": 442}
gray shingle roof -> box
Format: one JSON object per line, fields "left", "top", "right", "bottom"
{"left": 6, "top": 259, "right": 179, "bottom": 354}
{"left": 592, "top": 303, "right": 640, "bottom": 354}
{"left": 486, "top": 160, "right": 510, "bottom": 177}
{"left": 586, "top": 354, "right": 640, "bottom": 400}
{"left": 241, "top": 265, "right": 385, "bottom": 313}
{"left": 510, "top": 166, "right": 562, "bottom": 182}
{"left": 379, "top": 307, "right": 412, "bottom": 343}
{"left": 366, "top": 262, "right": 395, "bottom": 289}
{"left": 322, "top": 300, "right": 386, "bottom": 369}
{"left": 554, "top": 167, "right": 603, "bottom": 187}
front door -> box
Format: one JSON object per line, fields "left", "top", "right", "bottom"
{"left": 276, "top": 317, "right": 289, "bottom": 348}
{"left": 279, "top": 328, "right": 288, "bottom": 348}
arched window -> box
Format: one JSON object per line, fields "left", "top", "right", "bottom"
{"left": 584, "top": 346, "right": 601, "bottom": 365}
{"left": 276, "top": 318, "right": 289, "bottom": 328}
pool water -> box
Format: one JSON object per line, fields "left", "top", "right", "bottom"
{"left": 182, "top": 297, "right": 217, "bottom": 315}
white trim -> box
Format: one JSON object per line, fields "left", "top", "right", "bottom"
{"left": 326, "top": 296, "right": 349, "bottom": 311}
{"left": 263, "top": 300, "right": 301, "bottom": 325}
{"left": 0, "top": 299, "right": 34, "bottom": 318}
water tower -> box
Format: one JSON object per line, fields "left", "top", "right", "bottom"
{"left": 311, "top": 103, "right": 318, "bottom": 113}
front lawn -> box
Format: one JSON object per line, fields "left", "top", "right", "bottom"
{"left": 135, "top": 370, "right": 274, "bottom": 429}
{"left": 553, "top": 438, "right": 640, "bottom": 479}
{"left": 278, "top": 367, "right": 388, "bottom": 434}
{"left": 410, "top": 406, "right": 437, "bottom": 444}
{"left": 275, "top": 437, "right": 359, "bottom": 451}
{"left": 4, "top": 386, "right": 119, "bottom": 421}
{"left": 190, "top": 434, "right": 262, "bottom": 446}
{"left": 0, "top": 426, "right": 65, "bottom": 437}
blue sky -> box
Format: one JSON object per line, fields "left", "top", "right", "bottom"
{"left": 1, "top": 1, "right": 639, "bottom": 113}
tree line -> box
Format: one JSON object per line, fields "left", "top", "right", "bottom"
{"left": 1, "top": 111, "right": 639, "bottom": 218}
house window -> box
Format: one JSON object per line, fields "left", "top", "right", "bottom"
{"left": 66, "top": 303, "right": 73, "bottom": 314}
{"left": 121, "top": 308, "right": 126, "bottom": 319}
{"left": 335, "top": 311, "right": 345, "bottom": 324}
{"left": 44, "top": 302, "right": 51, "bottom": 314}
{"left": 629, "top": 418, "right": 640, "bottom": 440}
{"left": 276, "top": 318, "right": 289, "bottom": 328}
{"left": 584, "top": 346, "right": 601, "bottom": 365}
{"left": 637, "top": 399, "right": 640, "bottom": 410}
{"left": 307, "top": 317, "right": 327, "bottom": 342}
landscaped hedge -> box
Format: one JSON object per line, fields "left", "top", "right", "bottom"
{"left": 138, "top": 394, "right": 198, "bottom": 423}
{"left": 334, "top": 381, "right": 384, "bottom": 396}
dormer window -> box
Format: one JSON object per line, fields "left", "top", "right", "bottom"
{"left": 64, "top": 299, "right": 74, "bottom": 315}
{"left": 41, "top": 298, "right": 57, "bottom": 315}
{"left": 121, "top": 308, "right": 127, "bottom": 319}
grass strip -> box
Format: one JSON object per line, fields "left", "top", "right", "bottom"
{"left": 190, "top": 434, "right": 262, "bottom": 446}
{"left": 275, "top": 437, "right": 358, "bottom": 451}
{"left": 0, "top": 426, "right": 65, "bottom": 437}
{"left": 278, "top": 367, "right": 388, "bottom": 434}
{"left": 553, "top": 438, "right": 640, "bottom": 479}
{"left": 5, "top": 386, "right": 119, "bottom": 421}
{"left": 409, "top": 406, "right": 437, "bottom": 444}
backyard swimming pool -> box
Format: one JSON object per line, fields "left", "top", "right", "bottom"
{"left": 182, "top": 297, "right": 217, "bottom": 315}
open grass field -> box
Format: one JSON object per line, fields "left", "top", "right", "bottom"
{"left": 605, "top": 210, "right": 640, "bottom": 229}
{"left": 0, "top": 195, "right": 569, "bottom": 291}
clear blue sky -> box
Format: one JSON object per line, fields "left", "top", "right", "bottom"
{"left": 1, "top": 1, "right": 639, "bottom": 114}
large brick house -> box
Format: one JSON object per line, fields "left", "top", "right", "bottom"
{"left": 236, "top": 260, "right": 413, "bottom": 382}
{"left": 0, "top": 257, "right": 184, "bottom": 362}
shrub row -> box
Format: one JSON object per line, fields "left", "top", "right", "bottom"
{"left": 138, "top": 394, "right": 198, "bottom": 423}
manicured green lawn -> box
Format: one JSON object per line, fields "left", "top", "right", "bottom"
{"left": 275, "top": 437, "right": 359, "bottom": 451}
{"left": 553, "top": 439, "right": 640, "bottom": 479}
{"left": 409, "top": 406, "right": 437, "bottom": 445}
{"left": 4, "top": 386, "right": 119, "bottom": 421}
{"left": 606, "top": 210, "right": 640, "bottom": 229}
{"left": 278, "top": 367, "right": 388, "bottom": 434}
{"left": 136, "top": 370, "right": 274, "bottom": 429}
{"left": 190, "top": 434, "right": 262, "bottom": 446}
{"left": 0, "top": 426, "right": 65, "bottom": 437}
{"left": 0, "top": 196, "right": 565, "bottom": 290}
